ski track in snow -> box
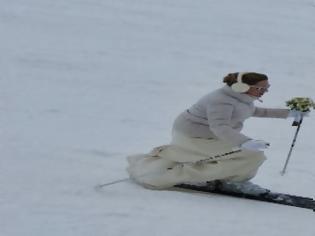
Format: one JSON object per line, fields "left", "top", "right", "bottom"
{"left": 1, "top": 0, "right": 315, "bottom": 235}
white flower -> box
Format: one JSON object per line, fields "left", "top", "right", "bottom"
{"left": 286, "top": 97, "right": 315, "bottom": 112}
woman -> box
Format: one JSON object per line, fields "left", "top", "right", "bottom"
{"left": 127, "top": 72, "right": 306, "bottom": 192}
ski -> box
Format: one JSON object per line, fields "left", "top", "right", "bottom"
{"left": 174, "top": 183, "right": 315, "bottom": 211}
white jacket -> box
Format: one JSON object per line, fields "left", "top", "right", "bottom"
{"left": 173, "top": 85, "right": 290, "bottom": 146}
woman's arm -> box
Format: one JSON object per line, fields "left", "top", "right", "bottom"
{"left": 253, "top": 107, "right": 290, "bottom": 118}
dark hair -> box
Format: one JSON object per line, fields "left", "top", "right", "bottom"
{"left": 223, "top": 72, "right": 268, "bottom": 86}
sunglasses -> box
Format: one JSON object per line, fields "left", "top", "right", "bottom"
{"left": 250, "top": 86, "right": 270, "bottom": 92}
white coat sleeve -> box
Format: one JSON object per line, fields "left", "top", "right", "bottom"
{"left": 253, "top": 107, "right": 290, "bottom": 118}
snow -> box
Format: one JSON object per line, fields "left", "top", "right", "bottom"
{"left": 1, "top": 0, "right": 315, "bottom": 235}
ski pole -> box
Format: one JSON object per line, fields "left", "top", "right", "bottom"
{"left": 95, "top": 177, "right": 131, "bottom": 189}
{"left": 280, "top": 117, "right": 304, "bottom": 175}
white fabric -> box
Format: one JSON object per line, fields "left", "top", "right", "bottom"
{"left": 127, "top": 131, "right": 266, "bottom": 189}
{"left": 241, "top": 139, "right": 270, "bottom": 151}
{"left": 184, "top": 86, "right": 290, "bottom": 146}
{"left": 126, "top": 85, "right": 289, "bottom": 189}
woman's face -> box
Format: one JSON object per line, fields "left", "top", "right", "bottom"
{"left": 246, "top": 80, "right": 270, "bottom": 98}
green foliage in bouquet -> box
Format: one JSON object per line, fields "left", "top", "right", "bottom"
{"left": 286, "top": 97, "right": 315, "bottom": 112}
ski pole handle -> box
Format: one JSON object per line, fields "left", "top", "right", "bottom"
{"left": 292, "top": 113, "right": 303, "bottom": 126}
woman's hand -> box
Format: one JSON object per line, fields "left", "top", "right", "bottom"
{"left": 288, "top": 109, "right": 310, "bottom": 123}
{"left": 241, "top": 139, "right": 270, "bottom": 151}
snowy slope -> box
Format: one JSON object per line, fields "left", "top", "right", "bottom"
{"left": 1, "top": 0, "right": 315, "bottom": 235}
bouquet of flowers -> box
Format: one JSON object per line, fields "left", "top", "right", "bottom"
{"left": 286, "top": 97, "right": 315, "bottom": 112}
{"left": 286, "top": 97, "right": 315, "bottom": 126}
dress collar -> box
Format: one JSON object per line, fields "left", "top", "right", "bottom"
{"left": 222, "top": 85, "right": 257, "bottom": 104}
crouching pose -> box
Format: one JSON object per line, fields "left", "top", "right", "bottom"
{"left": 127, "top": 72, "right": 307, "bottom": 192}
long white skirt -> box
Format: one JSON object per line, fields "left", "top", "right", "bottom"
{"left": 127, "top": 131, "right": 266, "bottom": 189}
